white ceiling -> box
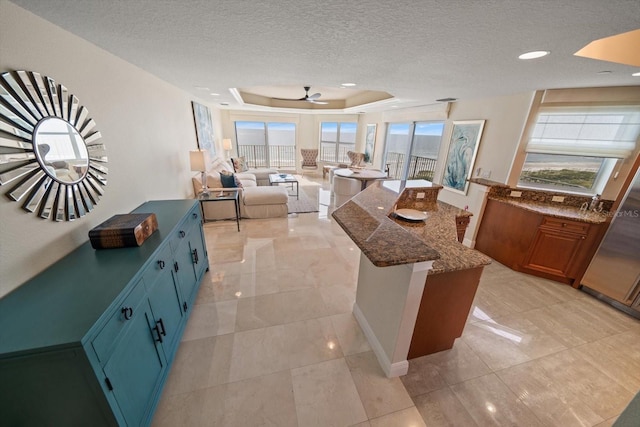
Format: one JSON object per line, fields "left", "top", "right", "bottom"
{"left": 10, "top": 0, "right": 640, "bottom": 113}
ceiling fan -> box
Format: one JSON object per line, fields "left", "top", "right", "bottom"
{"left": 275, "top": 86, "right": 328, "bottom": 104}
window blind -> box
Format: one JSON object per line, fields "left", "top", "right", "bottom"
{"left": 526, "top": 106, "right": 640, "bottom": 158}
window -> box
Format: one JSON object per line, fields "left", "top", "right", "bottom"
{"left": 518, "top": 106, "right": 640, "bottom": 194}
{"left": 234, "top": 121, "right": 296, "bottom": 169}
{"left": 384, "top": 122, "right": 445, "bottom": 180}
{"left": 319, "top": 122, "right": 356, "bottom": 163}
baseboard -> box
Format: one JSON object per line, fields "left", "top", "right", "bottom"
{"left": 352, "top": 303, "right": 409, "bottom": 378}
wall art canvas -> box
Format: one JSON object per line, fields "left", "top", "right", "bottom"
{"left": 191, "top": 101, "right": 215, "bottom": 159}
{"left": 442, "top": 120, "right": 485, "bottom": 194}
{"left": 364, "top": 124, "right": 376, "bottom": 163}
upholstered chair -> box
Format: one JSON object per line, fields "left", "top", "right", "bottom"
{"left": 300, "top": 148, "right": 319, "bottom": 176}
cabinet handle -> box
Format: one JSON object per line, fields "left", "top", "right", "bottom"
{"left": 121, "top": 307, "right": 133, "bottom": 320}
{"left": 153, "top": 323, "right": 164, "bottom": 343}
{"left": 179, "top": 230, "right": 186, "bottom": 238}
{"left": 174, "top": 261, "right": 179, "bottom": 272}
{"left": 192, "top": 212, "right": 198, "bottom": 219}
{"left": 562, "top": 223, "right": 567, "bottom": 227}
{"left": 183, "top": 301, "right": 188, "bottom": 312}
{"left": 157, "top": 318, "right": 166, "bottom": 337}
{"left": 581, "top": 236, "right": 586, "bottom": 240}
{"left": 157, "top": 260, "right": 165, "bottom": 269}
{"left": 192, "top": 248, "right": 199, "bottom": 264}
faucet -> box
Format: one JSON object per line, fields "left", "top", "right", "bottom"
{"left": 589, "top": 194, "right": 601, "bottom": 211}
{"left": 580, "top": 202, "right": 589, "bottom": 212}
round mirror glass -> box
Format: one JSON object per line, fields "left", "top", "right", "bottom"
{"left": 34, "top": 117, "right": 89, "bottom": 184}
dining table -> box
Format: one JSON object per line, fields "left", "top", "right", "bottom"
{"left": 333, "top": 168, "right": 388, "bottom": 190}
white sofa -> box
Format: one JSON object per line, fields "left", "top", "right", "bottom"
{"left": 192, "top": 157, "right": 289, "bottom": 220}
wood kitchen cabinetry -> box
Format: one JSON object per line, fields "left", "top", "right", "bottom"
{"left": 475, "top": 199, "right": 603, "bottom": 286}
{"left": 0, "top": 200, "right": 208, "bottom": 426}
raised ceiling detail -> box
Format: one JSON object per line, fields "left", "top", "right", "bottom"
{"left": 234, "top": 85, "right": 393, "bottom": 110}
{"left": 574, "top": 29, "right": 640, "bottom": 67}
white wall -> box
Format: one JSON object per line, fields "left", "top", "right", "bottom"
{"left": 0, "top": 1, "right": 214, "bottom": 296}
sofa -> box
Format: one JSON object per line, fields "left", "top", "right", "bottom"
{"left": 192, "top": 156, "right": 289, "bottom": 220}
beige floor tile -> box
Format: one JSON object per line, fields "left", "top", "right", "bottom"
{"left": 595, "top": 416, "right": 619, "bottom": 427}
{"left": 163, "top": 334, "right": 233, "bottom": 395}
{"left": 330, "top": 312, "right": 372, "bottom": 356}
{"left": 497, "top": 349, "right": 635, "bottom": 425}
{"left": 181, "top": 299, "right": 237, "bottom": 341}
{"left": 462, "top": 314, "right": 566, "bottom": 370}
{"left": 346, "top": 351, "right": 415, "bottom": 419}
{"left": 368, "top": 406, "right": 426, "bottom": 427}
{"left": 154, "top": 370, "right": 298, "bottom": 427}
{"left": 450, "top": 373, "right": 544, "bottom": 426}
{"left": 284, "top": 316, "right": 344, "bottom": 369}
{"left": 404, "top": 340, "right": 491, "bottom": 395}
{"left": 413, "top": 387, "right": 478, "bottom": 427}
{"left": 228, "top": 325, "right": 289, "bottom": 382}
{"left": 234, "top": 288, "right": 329, "bottom": 331}
{"left": 292, "top": 358, "right": 368, "bottom": 427}
{"left": 466, "top": 287, "right": 516, "bottom": 324}
{"left": 319, "top": 283, "right": 356, "bottom": 315}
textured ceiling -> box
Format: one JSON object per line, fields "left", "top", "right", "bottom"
{"left": 10, "top": 0, "right": 640, "bottom": 112}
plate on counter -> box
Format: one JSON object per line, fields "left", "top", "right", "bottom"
{"left": 394, "top": 208, "right": 428, "bottom": 221}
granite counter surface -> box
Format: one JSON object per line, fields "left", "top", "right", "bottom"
{"left": 488, "top": 196, "right": 609, "bottom": 224}
{"left": 331, "top": 180, "right": 491, "bottom": 274}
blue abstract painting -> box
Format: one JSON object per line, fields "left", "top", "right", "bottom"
{"left": 192, "top": 101, "right": 216, "bottom": 159}
{"left": 442, "top": 120, "right": 485, "bottom": 194}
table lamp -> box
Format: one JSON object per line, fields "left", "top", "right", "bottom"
{"left": 223, "top": 138, "right": 233, "bottom": 159}
{"left": 189, "top": 150, "right": 210, "bottom": 196}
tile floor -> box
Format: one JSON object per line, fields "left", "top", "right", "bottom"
{"left": 152, "top": 176, "right": 640, "bottom": 427}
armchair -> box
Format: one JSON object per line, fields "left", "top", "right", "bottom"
{"left": 300, "top": 148, "right": 319, "bottom": 176}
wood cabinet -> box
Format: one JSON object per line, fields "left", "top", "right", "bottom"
{"left": 475, "top": 199, "right": 603, "bottom": 286}
{"left": 0, "top": 200, "right": 209, "bottom": 426}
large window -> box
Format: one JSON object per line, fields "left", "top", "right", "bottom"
{"left": 518, "top": 106, "right": 640, "bottom": 194}
{"left": 234, "top": 121, "right": 296, "bottom": 169}
{"left": 319, "top": 122, "right": 356, "bottom": 163}
{"left": 384, "top": 122, "right": 445, "bottom": 180}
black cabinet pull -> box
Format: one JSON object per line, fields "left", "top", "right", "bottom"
{"left": 174, "top": 261, "right": 179, "bottom": 272}
{"left": 179, "top": 230, "right": 186, "bottom": 238}
{"left": 192, "top": 212, "right": 198, "bottom": 219}
{"left": 157, "top": 260, "right": 165, "bottom": 269}
{"left": 192, "top": 248, "right": 199, "bottom": 264}
{"left": 183, "top": 301, "right": 188, "bottom": 312}
{"left": 121, "top": 307, "right": 133, "bottom": 320}
{"left": 153, "top": 323, "right": 163, "bottom": 343}
{"left": 157, "top": 318, "right": 166, "bottom": 337}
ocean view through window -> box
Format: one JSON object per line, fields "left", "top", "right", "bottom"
{"left": 234, "top": 121, "right": 296, "bottom": 169}
{"left": 384, "top": 122, "right": 444, "bottom": 180}
{"left": 320, "top": 122, "right": 356, "bottom": 164}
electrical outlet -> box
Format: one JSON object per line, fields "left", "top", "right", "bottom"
{"left": 480, "top": 170, "right": 491, "bottom": 179}
{"left": 416, "top": 192, "right": 425, "bottom": 199}
{"left": 552, "top": 196, "right": 565, "bottom": 202}
{"left": 510, "top": 190, "right": 522, "bottom": 198}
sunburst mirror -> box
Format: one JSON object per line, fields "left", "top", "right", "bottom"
{"left": 0, "top": 70, "right": 108, "bottom": 221}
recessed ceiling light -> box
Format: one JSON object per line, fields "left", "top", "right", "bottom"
{"left": 597, "top": 70, "right": 612, "bottom": 74}
{"left": 210, "top": 92, "right": 220, "bottom": 96}
{"left": 518, "top": 50, "right": 550, "bottom": 60}
{"left": 633, "top": 72, "right": 640, "bottom": 77}
{"left": 341, "top": 83, "right": 356, "bottom": 87}
{"left": 194, "top": 86, "right": 210, "bottom": 91}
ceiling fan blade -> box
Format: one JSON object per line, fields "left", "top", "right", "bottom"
{"left": 308, "top": 92, "right": 321, "bottom": 100}
{"left": 308, "top": 99, "right": 329, "bottom": 105}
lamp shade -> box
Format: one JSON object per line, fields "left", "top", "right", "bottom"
{"left": 189, "top": 150, "right": 209, "bottom": 172}
{"left": 223, "top": 138, "right": 233, "bottom": 151}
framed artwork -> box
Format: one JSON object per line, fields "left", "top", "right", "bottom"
{"left": 364, "top": 124, "right": 376, "bottom": 163}
{"left": 191, "top": 101, "right": 215, "bottom": 159}
{"left": 442, "top": 120, "right": 485, "bottom": 195}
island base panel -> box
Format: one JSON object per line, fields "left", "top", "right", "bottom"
{"left": 408, "top": 266, "right": 484, "bottom": 359}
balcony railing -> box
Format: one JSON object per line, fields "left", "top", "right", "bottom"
{"left": 237, "top": 145, "right": 296, "bottom": 170}
{"left": 386, "top": 152, "right": 437, "bottom": 181}
{"left": 320, "top": 142, "right": 354, "bottom": 164}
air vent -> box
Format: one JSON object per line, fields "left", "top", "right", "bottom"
{"left": 436, "top": 97, "right": 457, "bottom": 102}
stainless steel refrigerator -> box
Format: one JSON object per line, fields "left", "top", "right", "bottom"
{"left": 581, "top": 167, "right": 640, "bottom": 319}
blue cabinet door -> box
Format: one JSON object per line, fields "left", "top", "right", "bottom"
{"left": 102, "top": 299, "right": 165, "bottom": 426}
{"left": 147, "top": 267, "right": 184, "bottom": 356}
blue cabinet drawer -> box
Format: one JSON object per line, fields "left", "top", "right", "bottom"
{"left": 92, "top": 279, "right": 146, "bottom": 364}
{"left": 143, "top": 243, "right": 174, "bottom": 293}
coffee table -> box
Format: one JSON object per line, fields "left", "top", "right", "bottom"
{"left": 269, "top": 173, "right": 299, "bottom": 199}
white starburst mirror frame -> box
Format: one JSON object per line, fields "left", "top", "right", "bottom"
{"left": 0, "top": 70, "right": 108, "bottom": 221}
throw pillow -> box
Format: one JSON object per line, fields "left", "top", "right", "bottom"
{"left": 231, "top": 157, "right": 249, "bottom": 173}
{"left": 219, "top": 171, "right": 237, "bottom": 188}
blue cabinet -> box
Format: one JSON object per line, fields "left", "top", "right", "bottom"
{"left": 0, "top": 200, "right": 209, "bottom": 426}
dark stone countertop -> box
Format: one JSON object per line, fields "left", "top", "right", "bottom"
{"left": 488, "top": 196, "right": 609, "bottom": 224}
{"left": 331, "top": 180, "right": 491, "bottom": 274}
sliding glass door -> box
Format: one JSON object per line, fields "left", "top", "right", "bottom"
{"left": 234, "top": 121, "right": 296, "bottom": 169}
{"left": 384, "top": 122, "right": 444, "bottom": 180}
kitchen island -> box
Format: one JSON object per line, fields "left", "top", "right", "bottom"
{"left": 332, "top": 180, "right": 491, "bottom": 377}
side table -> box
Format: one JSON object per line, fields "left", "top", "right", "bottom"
{"left": 197, "top": 189, "right": 240, "bottom": 231}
